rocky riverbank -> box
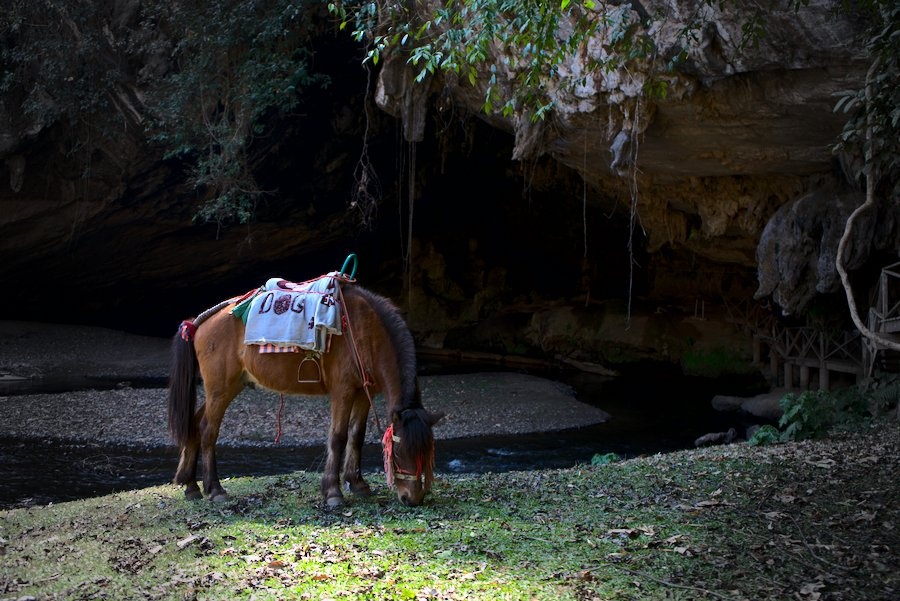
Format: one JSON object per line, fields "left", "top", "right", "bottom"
{"left": 0, "top": 321, "right": 610, "bottom": 448}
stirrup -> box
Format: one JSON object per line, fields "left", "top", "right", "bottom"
{"left": 297, "top": 352, "right": 322, "bottom": 383}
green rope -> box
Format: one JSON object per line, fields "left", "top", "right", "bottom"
{"left": 340, "top": 253, "right": 358, "bottom": 280}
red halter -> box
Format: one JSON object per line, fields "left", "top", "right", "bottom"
{"left": 382, "top": 424, "right": 424, "bottom": 488}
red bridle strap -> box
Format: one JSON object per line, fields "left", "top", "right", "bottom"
{"left": 382, "top": 424, "right": 423, "bottom": 489}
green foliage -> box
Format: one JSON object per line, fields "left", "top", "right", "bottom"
{"left": 329, "top": 0, "right": 659, "bottom": 120}
{"left": 590, "top": 451, "right": 622, "bottom": 465}
{"left": 141, "top": 0, "right": 331, "bottom": 225}
{"left": 749, "top": 377, "right": 897, "bottom": 446}
{"left": 327, "top": 1, "right": 827, "bottom": 123}
{"left": 831, "top": 0, "right": 899, "bottom": 202}
{"left": 0, "top": 2, "right": 130, "bottom": 151}
{"left": 0, "top": 0, "right": 330, "bottom": 225}
{"left": 778, "top": 391, "right": 835, "bottom": 441}
{"left": 747, "top": 424, "right": 780, "bottom": 446}
{"left": 754, "top": 386, "right": 875, "bottom": 444}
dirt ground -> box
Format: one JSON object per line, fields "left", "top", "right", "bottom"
{"left": 0, "top": 320, "right": 610, "bottom": 448}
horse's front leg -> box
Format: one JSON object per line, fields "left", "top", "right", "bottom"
{"left": 322, "top": 387, "right": 355, "bottom": 508}
{"left": 342, "top": 391, "right": 372, "bottom": 498}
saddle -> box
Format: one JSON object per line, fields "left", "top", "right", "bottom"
{"left": 231, "top": 273, "right": 344, "bottom": 354}
{"left": 229, "top": 255, "right": 358, "bottom": 356}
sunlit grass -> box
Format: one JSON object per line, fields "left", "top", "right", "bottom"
{"left": 2, "top": 419, "right": 897, "bottom": 600}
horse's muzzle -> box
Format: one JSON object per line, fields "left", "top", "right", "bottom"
{"left": 396, "top": 481, "right": 426, "bottom": 506}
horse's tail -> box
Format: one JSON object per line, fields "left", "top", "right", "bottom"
{"left": 167, "top": 320, "right": 199, "bottom": 448}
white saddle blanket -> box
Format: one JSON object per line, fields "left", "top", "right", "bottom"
{"left": 243, "top": 274, "right": 342, "bottom": 352}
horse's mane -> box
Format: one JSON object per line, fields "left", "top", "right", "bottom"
{"left": 345, "top": 285, "right": 434, "bottom": 482}
{"left": 346, "top": 284, "right": 421, "bottom": 410}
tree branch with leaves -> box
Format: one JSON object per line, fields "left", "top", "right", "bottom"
{"left": 834, "top": 1, "right": 900, "bottom": 353}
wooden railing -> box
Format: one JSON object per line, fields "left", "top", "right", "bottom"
{"left": 754, "top": 323, "right": 863, "bottom": 390}
{"left": 714, "top": 263, "right": 900, "bottom": 388}
{"left": 864, "top": 260, "right": 900, "bottom": 375}
{"left": 872, "top": 261, "right": 900, "bottom": 333}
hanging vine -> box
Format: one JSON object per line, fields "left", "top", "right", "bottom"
{"left": 326, "top": 0, "right": 687, "bottom": 324}
{"left": 328, "top": 0, "right": 874, "bottom": 328}
{"left": 349, "top": 61, "right": 381, "bottom": 230}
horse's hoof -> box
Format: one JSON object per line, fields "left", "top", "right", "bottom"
{"left": 210, "top": 492, "right": 231, "bottom": 503}
{"left": 350, "top": 484, "right": 372, "bottom": 498}
{"left": 325, "top": 496, "right": 344, "bottom": 510}
{"left": 184, "top": 489, "right": 203, "bottom": 501}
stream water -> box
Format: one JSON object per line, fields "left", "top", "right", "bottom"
{"left": 0, "top": 365, "right": 769, "bottom": 510}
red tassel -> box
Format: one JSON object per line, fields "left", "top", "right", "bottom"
{"left": 382, "top": 424, "right": 394, "bottom": 489}
{"left": 179, "top": 320, "right": 197, "bottom": 342}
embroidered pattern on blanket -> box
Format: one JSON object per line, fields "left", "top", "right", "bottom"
{"left": 241, "top": 273, "right": 343, "bottom": 353}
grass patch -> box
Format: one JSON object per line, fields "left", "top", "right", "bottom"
{"left": 1, "top": 419, "right": 898, "bottom": 600}
{"left": 680, "top": 346, "right": 755, "bottom": 378}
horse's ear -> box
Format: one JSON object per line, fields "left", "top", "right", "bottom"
{"left": 426, "top": 411, "right": 446, "bottom": 428}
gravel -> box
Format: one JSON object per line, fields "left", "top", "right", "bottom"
{"left": 0, "top": 321, "right": 609, "bottom": 449}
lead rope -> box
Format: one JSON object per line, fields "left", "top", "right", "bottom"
{"left": 337, "top": 283, "right": 383, "bottom": 436}
{"left": 274, "top": 393, "right": 285, "bottom": 444}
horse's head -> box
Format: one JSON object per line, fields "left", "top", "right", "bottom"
{"left": 382, "top": 407, "right": 445, "bottom": 506}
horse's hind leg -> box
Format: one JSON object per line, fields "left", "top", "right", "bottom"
{"left": 198, "top": 387, "right": 241, "bottom": 503}
{"left": 174, "top": 428, "right": 202, "bottom": 500}
{"left": 342, "top": 391, "right": 372, "bottom": 498}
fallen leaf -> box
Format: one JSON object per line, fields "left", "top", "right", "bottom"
{"left": 695, "top": 499, "right": 722, "bottom": 508}
{"left": 799, "top": 581, "right": 825, "bottom": 599}
{"left": 177, "top": 534, "right": 201, "bottom": 550}
{"left": 852, "top": 511, "right": 877, "bottom": 523}
{"left": 393, "top": 527, "right": 426, "bottom": 534}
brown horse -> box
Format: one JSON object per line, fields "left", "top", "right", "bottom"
{"left": 167, "top": 279, "right": 443, "bottom": 508}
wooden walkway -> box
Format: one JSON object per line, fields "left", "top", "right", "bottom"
{"left": 728, "top": 262, "right": 900, "bottom": 391}
{"left": 753, "top": 326, "right": 863, "bottom": 391}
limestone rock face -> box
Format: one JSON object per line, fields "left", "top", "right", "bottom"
{"left": 756, "top": 188, "right": 900, "bottom": 315}
{"left": 376, "top": 0, "right": 887, "bottom": 312}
